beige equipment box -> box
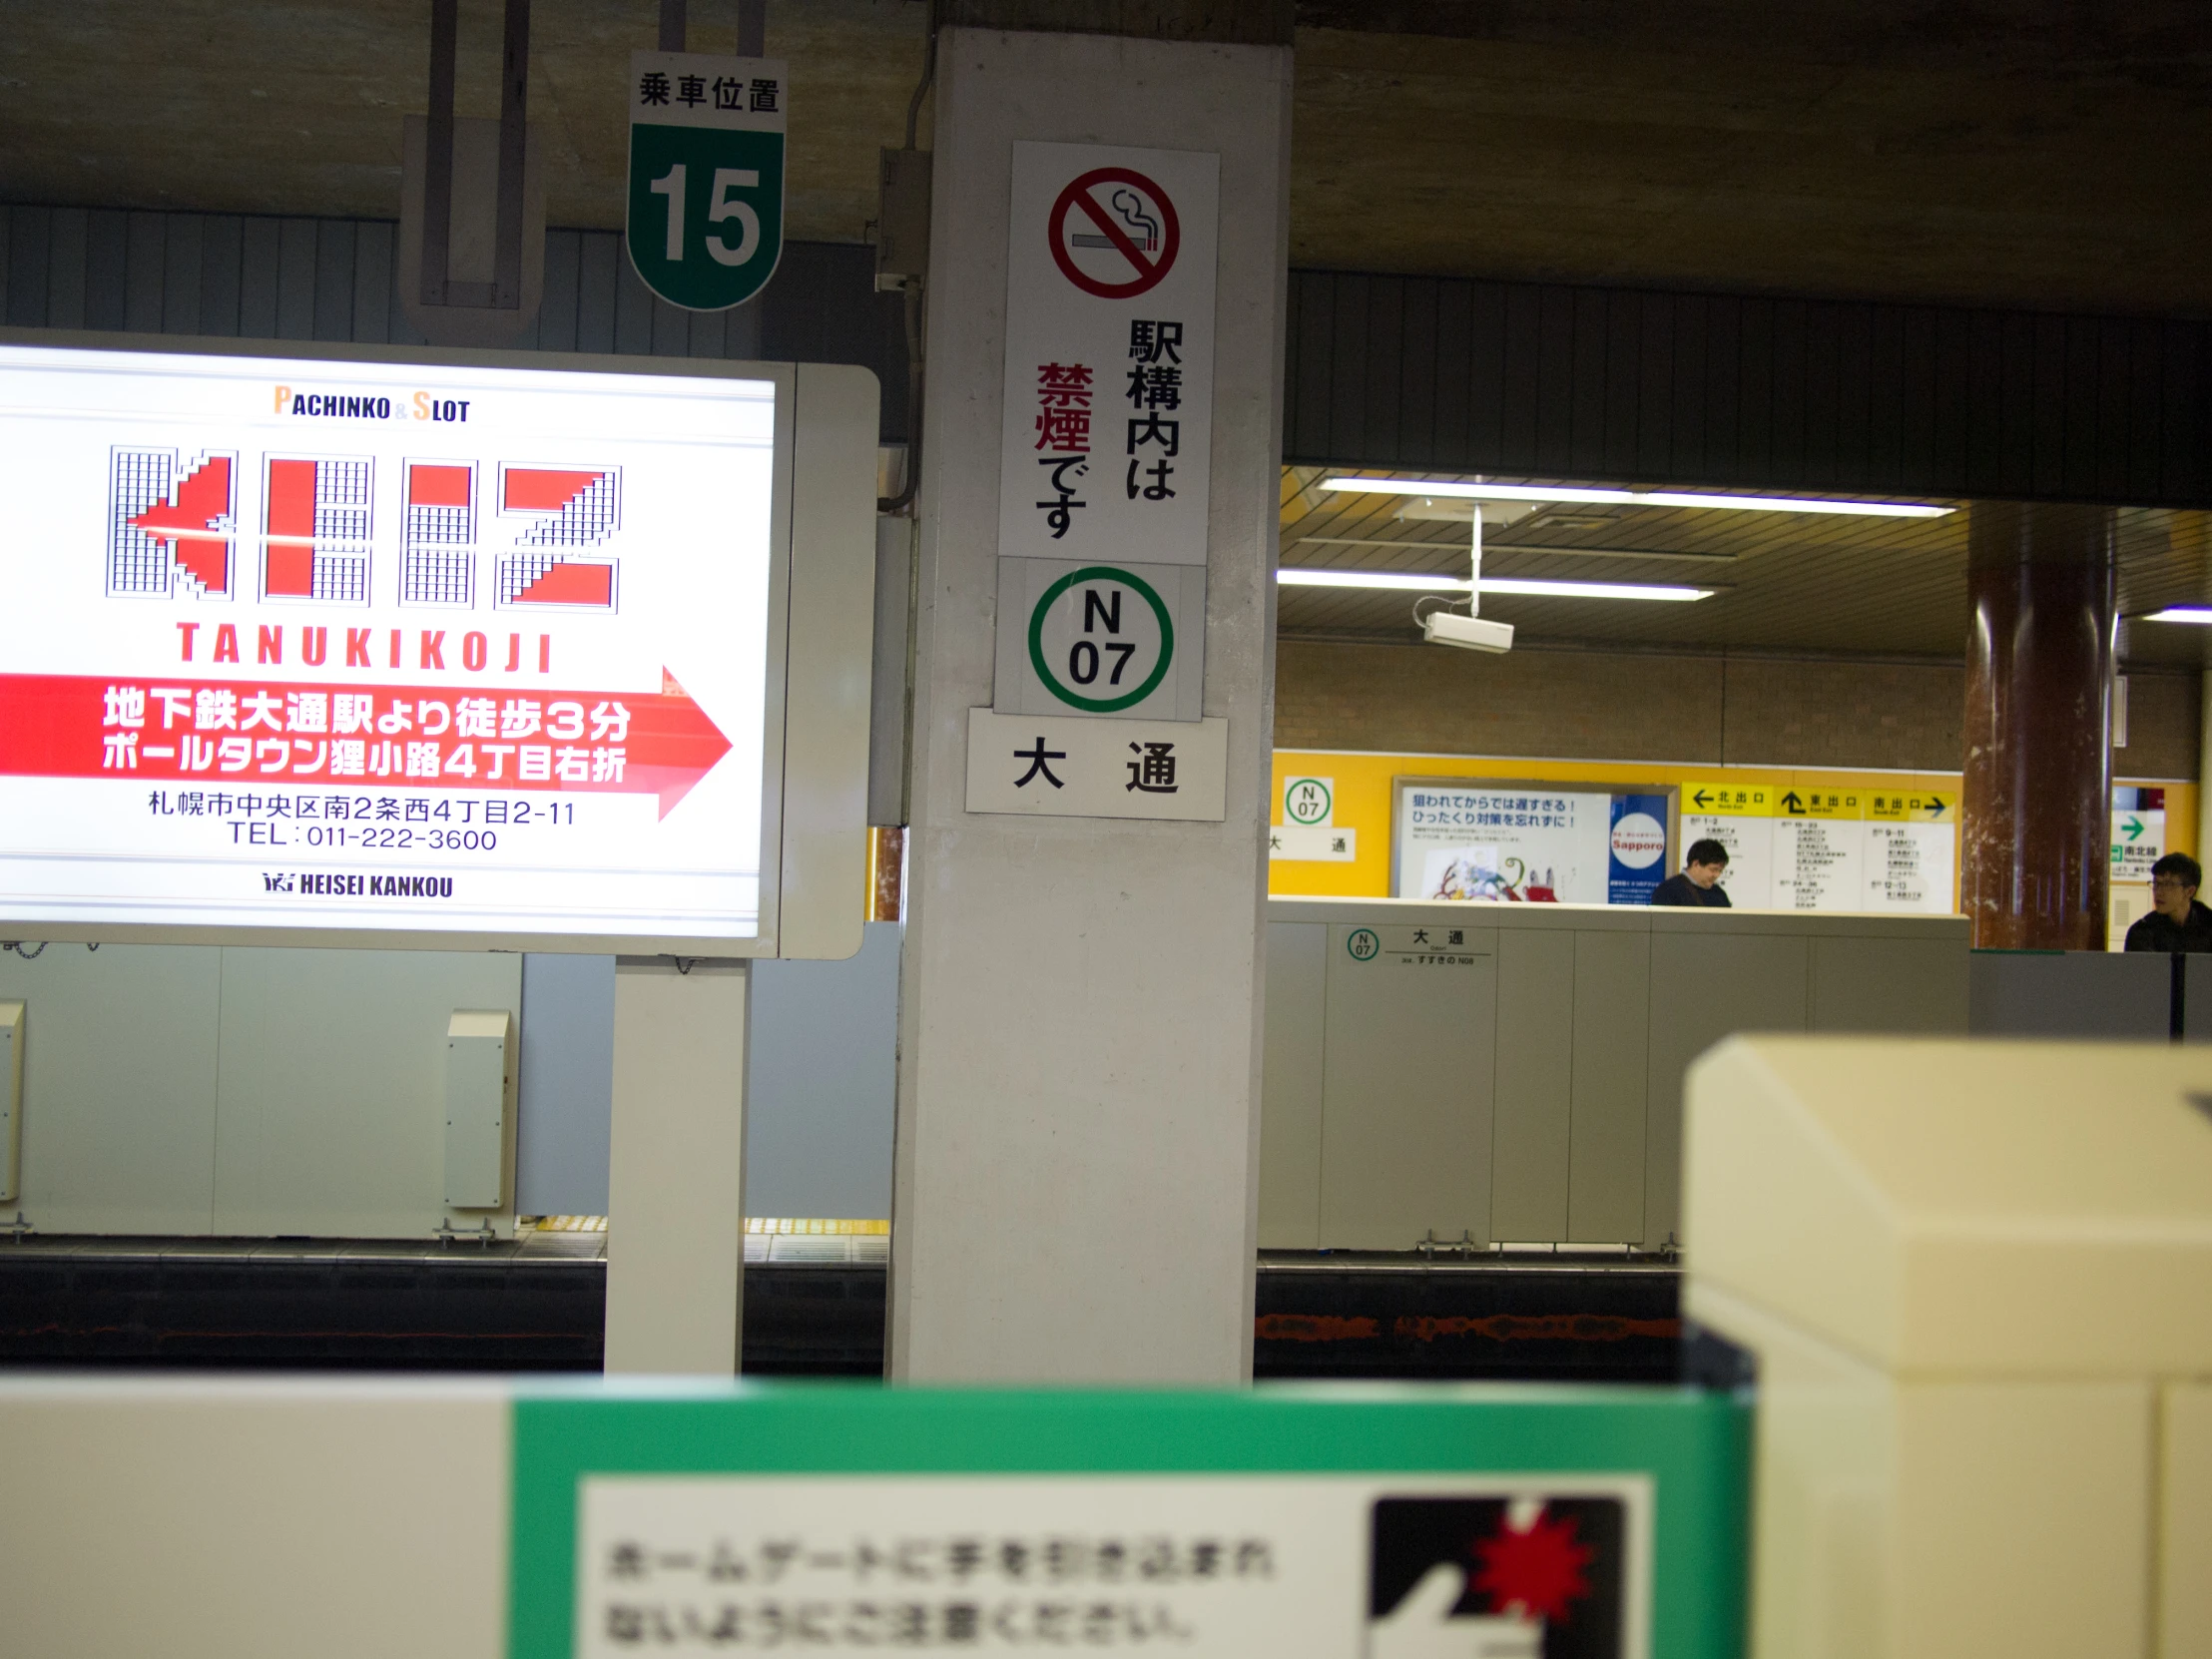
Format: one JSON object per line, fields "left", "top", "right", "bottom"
{"left": 1260, "top": 899, "right": 1968, "bottom": 1252}
{"left": 1684, "top": 1035, "right": 2212, "bottom": 1659}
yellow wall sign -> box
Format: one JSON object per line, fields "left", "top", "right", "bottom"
{"left": 1682, "top": 781, "right": 1773, "bottom": 818}
{"left": 1777, "top": 787, "right": 1861, "bottom": 820}
{"left": 1866, "top": 789, "right": 1956, "bottom": 825}
{"left": 1269, "top": 750, "right": 2192, "bottom": 908}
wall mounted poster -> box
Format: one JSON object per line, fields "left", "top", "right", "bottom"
{"left": 1607, "top": 794, "right": 1670, "bottom": 903}
{"left": 1393, "top": 781, "right": 1673, "bottom": 905}
{"left": 0, "top": 339, "right": 781, "bottom": 945}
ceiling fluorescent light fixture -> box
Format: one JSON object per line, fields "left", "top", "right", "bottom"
{"left": 1319, "top": 477, "right": 1952, "bottom": 519}
{"left": 1483, "top": 576, "right": 1712, "bottom": 602}
{"left": 2145, "top": 608, "right": 2212, "bottom": 624}
{"left": 1279, "top": 569, "right": 1465, "bottom": 592}
{"left": 1277, "top": 569, "right": 1712, "bottom": 602}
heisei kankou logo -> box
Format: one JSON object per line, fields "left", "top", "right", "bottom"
{"left": 273, "top": 871, "right": 455, "bottom": 899}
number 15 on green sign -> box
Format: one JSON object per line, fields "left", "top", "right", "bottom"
{"left": 627, "top": 52, "right": 788, "bottom": 312}
{"left": 647, "top": 164, "right": 763, "bottom": 266}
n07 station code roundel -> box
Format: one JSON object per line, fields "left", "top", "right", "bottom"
{"left": 1028, "top": 565, "right": 1174, "bottom": 714}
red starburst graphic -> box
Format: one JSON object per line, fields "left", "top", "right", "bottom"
{"left": 1471, "top": 1508, "right": 1595, "bottom": 1623}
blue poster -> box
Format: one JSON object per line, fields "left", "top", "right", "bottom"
{"left": 1607, "top": 794, "right": 1670, "bottom": 904}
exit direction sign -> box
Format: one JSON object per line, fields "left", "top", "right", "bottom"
{"left": 993, "top": 557, "right": 1204, "bottom": 721}
{"left": 627, "top": 53, "right": 787, "bottom": 310}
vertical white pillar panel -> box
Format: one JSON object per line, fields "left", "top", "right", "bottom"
{"left": 443, "top": 1010, "right": 513, "bottom": 1211}
{"left": 890, "top": 28, "right": 1292, "bottom": 1382}
{"left": 606, "top": 959, "right": 750, "bottom": 1376}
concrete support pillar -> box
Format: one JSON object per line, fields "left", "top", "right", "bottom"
{"left": 1961, "top": 501, "right": 2118, "bottom": 950}
{"left": 605, "top": 958, "right": 750, "bottom": 1374}
{"left": 889, "top": 20, "right": 1292, "bottom": 1382}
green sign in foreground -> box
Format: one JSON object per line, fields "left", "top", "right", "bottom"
{"left": 627, "top": 51, "right": 788, "bottom": 311}
{"left": 510, "top": 1382, "right": 1748, "bottom": 1659}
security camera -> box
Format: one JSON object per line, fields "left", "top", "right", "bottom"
{"left": 1414, "top": 494, "right": 1514, "bottom": 653}
{"left": 1421, "top": 610, "right": 1515, "bottom": 654}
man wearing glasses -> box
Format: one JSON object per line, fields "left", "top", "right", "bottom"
{"left": 1649, "top": 837, "right": 1733, "bottom": 908}
{"left": 2123, "top": 852, "right": 2212, "bottom": 952}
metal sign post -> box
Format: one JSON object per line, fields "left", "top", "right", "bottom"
{"left": 399, "top": 0, "right": 548, "bottom": 347}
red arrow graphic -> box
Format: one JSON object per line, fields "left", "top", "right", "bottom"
{"left": 130, "top": 454, "right": 235, "bottom": 593}
{"left": 0, "top": 667, "right": 732, "bottom": 821}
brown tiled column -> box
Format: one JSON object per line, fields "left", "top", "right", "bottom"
{"left": 1961, "top": 501, "right": 2117, "bottom": 948}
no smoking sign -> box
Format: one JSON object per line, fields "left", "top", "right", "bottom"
{"left": 1048, "top": 168, "right": 1181, "bottom": 299}
{"left": 995, "top": 140, "right": 1218, "bottom": 575}
{"left": 994, "top": 556, "right": 1205, "bottom": 722}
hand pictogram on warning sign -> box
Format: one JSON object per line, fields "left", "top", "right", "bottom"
{"left": 1047, "top": 167, "right": 1181, "bottom": 299}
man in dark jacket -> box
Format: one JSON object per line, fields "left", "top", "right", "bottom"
{"left": 2123, "top": 851, "right": 2212, "bottom": 951}
{"left": 1650, "top": 837, "right": 1733, "bottom": 907}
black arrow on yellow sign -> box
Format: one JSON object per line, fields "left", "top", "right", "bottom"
{"left": 1692, "top": 789, "right": 1713, "bottom": 809}
{"left": 1922, "top": 796, "right": 1946, "bottom": 817}
{"left": 1781, "top": 790, "right": 1807, "bottom": 815}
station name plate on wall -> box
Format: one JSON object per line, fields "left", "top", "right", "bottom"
{"left": 964, "top": 710, "right": 1226, "bottom": 823}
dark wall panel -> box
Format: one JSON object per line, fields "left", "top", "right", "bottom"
{"left": 1286, "top": 269, "right": 2212, "bottom": 509}
{"left": 13, "top": 203, "right": 2206, "bottom": 504}
{"left": 1632, "top": 292, "right": 1672, "bottom": 484}
{"left": 0, "top": 204, "right": 908, "bottom": 444}
{"left": 84, "top": 210, "right": 127, "bottom": 331}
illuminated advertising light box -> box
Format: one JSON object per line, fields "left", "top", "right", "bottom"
{"left": 0, "top": 334, "right": 876, "bottom": 958}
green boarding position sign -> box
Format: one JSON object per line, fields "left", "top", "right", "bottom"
{"left": 627, "top": 52, "right": 788, "bottom": 311}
